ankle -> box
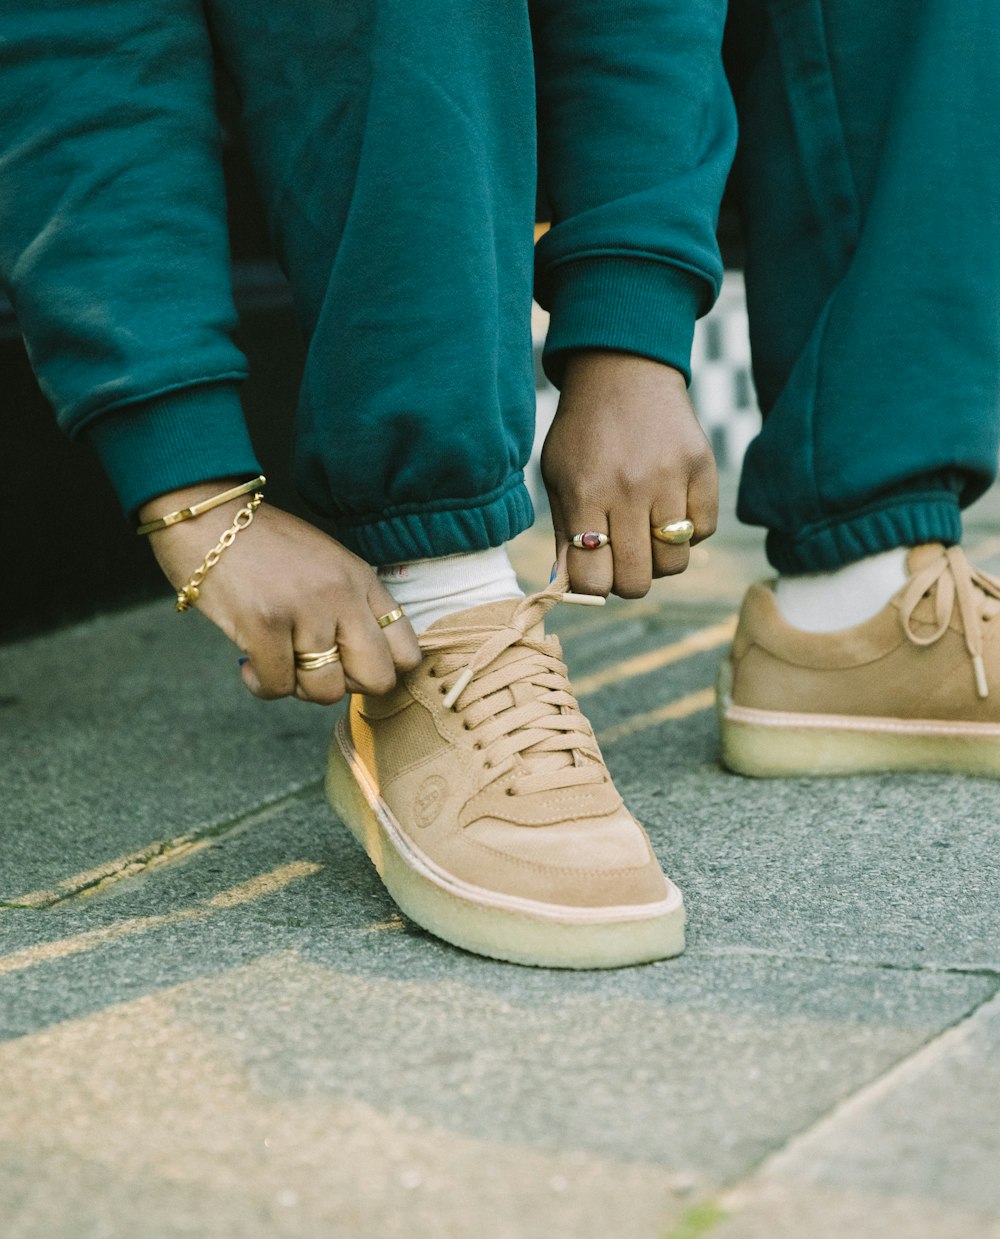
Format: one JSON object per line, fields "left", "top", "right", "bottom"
{"left": 377, "top": 546, "right": 523, "bottom": 633}
{"left": 775, "top": 547, "right": 910, "bottom": 632}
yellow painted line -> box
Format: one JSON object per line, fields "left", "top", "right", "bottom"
{"left": 966, "top": 535, "right": 1000, "bottom": 562}
{"left": 366, "top": 914, "right": 407, "bottom": 933}
{"left": 596, "top": 687, "right": 716, "bottom": 746}
{"left": 204, "top": 861, "right": 320, "bottom": 909}
{"left": 554, "top": 599, "right": 663, "bottom": 641}
{"left": 0, "top": 861, "right": 322, "bottom": 977}
{"left": 573, "top": 616, "right": 737, "bottom": 697}
{"left": 6, "top": 834, "right": 214, "bottom": 910}
{"left": 0, "top": 911, "right": 203, "bottom": 976}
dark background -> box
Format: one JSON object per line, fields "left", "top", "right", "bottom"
{"left": 1, "top": 77, "right": 744, "bottom": 644}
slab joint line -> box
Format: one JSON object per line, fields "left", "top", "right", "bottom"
{"left": 2, "top": 777, "right": 324, "bottom": 911}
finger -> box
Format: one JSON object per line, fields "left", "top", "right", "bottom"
{"left": 548, "top": 490, "right": 569, "bottom": 562}
{"left": 291, "top": 641, "right": 347, "bottom": 706}
{"left": 608, "top": 510, "right": 654, "bottom": 599}
{"left": 687, "top": 458, "right": 719, "bottom": 546}
{"left": 366, "top": 578, "right": 422, "bottom": 673}
{"left": 560, "top": 508, "right": 613, "bottom": 597}
{"left": 650, "top": 536, "right": 691, "bottom": 579}
{"left": 331, "top": 604, "right": 399, "bottom": 697}
{"left": 239, "top": 628, "right": 297, "bottom": 700}
{"left": 649, "top": 495, "right": 694, "bottom": 579}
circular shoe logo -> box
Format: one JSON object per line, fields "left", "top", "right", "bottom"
{"left": 414, "top": 775, "right": 448, "bottom": 828}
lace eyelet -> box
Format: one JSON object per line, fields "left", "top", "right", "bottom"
{"left": 505, "top": 787, "right": 516, "bottom": 797}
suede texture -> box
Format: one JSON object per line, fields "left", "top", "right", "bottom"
{"left": 346, "top": 599, "right": 669, "bottom": 910}
{"left": 729, "top": 548, "right": 1000, "bottom": 722}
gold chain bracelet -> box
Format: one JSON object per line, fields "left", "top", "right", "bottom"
{"left": 175, "top": 492, "right": 263, "bottom": 612}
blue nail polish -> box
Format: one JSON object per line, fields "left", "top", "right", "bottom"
{"left": 238, "top": 656, "right": 250, "bottom": 666}
{"left": 549, "top": 561, "right": 558, "bottom": 584}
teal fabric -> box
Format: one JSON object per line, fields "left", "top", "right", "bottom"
{"left": 0, "top": 2, "right": 260, "bottom": 516}
{"left": 0, "top": 0, "right": 730, "bottom": 563}
{"left": 205, "top": 0, "right": 539, "bottom": 563}
{"left": 726, "top": 0, "right": 1000, "bottom": 572}
{"left": 532, "top": 0, "right": 734, "bottom": 386}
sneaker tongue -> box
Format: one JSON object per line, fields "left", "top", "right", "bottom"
{"left": 423, "top": 596, "right": 525, "bottom": 632}
{"left": 906, "top": 544, "right": 947, "bottom": 575}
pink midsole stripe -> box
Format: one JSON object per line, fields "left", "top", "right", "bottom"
{"left": 722, "top": 699, "right": 1000, "bottom": 739}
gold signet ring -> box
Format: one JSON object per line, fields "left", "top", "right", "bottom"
{"left": 651, "top": 519, "right": 695, "bottom": 545}
{"left": 294, "top": 645, "right": 341, "bottom": 671}
{"left": 376, "top": 607, "right": 405, "bottom": 629}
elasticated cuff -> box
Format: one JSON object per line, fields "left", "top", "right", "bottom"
{"left": 541, "top": 257, "right": 705, "bottom": 389}
{"left": 84, "top": 382, "right": 263, "bottom": 517}
{"left": 332, "top": 473, "right": 535, "bottom": 565}
{"left": 766, "top": 493, "right": 963, "bottom": 574}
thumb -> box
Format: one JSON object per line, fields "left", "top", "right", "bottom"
{"left": 239, "top": 655, "right": 264, "bottom": 698}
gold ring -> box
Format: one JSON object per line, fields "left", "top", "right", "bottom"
{"left": 294, "top": 645, "right": 341, "bottom": 672}
{"left": 651, "top": 519, "right": 695, "bottom": 545}
{"left": 376, "top": 607, "right": 405, "bottom": 629}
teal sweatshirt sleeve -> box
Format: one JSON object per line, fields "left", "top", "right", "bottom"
{"left": 0, "top": 0, "right": 261, "bottom": 514}
{"left": 530, "top": 0, "right": 735, "bottom": 386}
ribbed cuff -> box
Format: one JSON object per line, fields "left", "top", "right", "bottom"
{"left": 333, "top": 473, "right": 535, "bottom": 565}
{"left": 766, "top": 493, "right": 963, "bottom": 574}
{"left": 541, "top": 257, "right": 704, "bottom": 388}
{"left": 85, "top": 383, "right": 263, "bottom": 517}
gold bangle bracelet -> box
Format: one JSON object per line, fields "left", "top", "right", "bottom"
{"left": 137, "top": 475, "right": 266, "bottom": 536}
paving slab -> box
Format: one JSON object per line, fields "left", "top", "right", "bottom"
{"left": 4, "top": 487, "right": 1000, "bottom": 1237}
{"left": 0, "top": 605, "right": 332, "bottom": 904}
{"left": 0, "top": 932, "right": 991, "bottom": 1239}
{"left": 711, "top": 988, "right": 1000, "bottom": 1238}
{"left": 1, "top": 783, "right": 995, "bottom": 1236}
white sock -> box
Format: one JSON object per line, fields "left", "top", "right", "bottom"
{"left": 774, "top": 547, "right": 910, "bottom": 633}
{"left": 377, "top": 546, "right": 524, "bottom": 634}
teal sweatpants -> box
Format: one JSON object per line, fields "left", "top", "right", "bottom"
{"left": 0, "top": 1, "right": 730, "bottom": 564}
{"left": 726, "top": 0, "right": 1000, "bottom": 572}
{"left": 205, "top": 2, "right": 540, "bottom": 565}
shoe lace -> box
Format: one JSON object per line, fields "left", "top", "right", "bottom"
{"left": 418, "top": 573, "right": 607, "bottom": 796}
{"left": 898, "top": 546, "right": 1000, "bottom": 699}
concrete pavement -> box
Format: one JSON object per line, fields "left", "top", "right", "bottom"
{"left": 2, "top": 482, "right": 1000, "bottom": 1238}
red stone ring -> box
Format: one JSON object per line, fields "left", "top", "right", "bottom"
{"left": 571, "top": 531, "right": 611, "bottom": 550}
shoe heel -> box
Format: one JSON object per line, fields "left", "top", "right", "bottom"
{"left": 717, "top": 661, "right": 1000, "bottom": 778}
{"left": 717, "top": 661, "right": 865, "bottom": 777}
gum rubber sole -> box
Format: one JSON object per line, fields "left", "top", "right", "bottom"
{"left": 717, "top": 660, "right": 1000, "bottom": 778}
{"left": 325, "top": 722, "right": 685, "bottom": 969}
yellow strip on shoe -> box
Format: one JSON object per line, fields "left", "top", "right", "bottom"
{"left": 717, "top": 661, "right": 1000, "bottom": 778}
{"left": 326, "top": 721, "right": 685, "bottom": 969}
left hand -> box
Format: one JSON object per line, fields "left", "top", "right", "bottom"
{"left": 541, "top": 350, "right": 718, "bottom": 598}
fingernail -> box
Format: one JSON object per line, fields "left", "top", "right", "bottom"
{"left": 238, "top": 656, "right": 250, "bottom": 667}
{"left": 549, "top": 561, "right": 558, "bottom": 584}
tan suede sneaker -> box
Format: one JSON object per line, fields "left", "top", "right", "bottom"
{"left": 325, "top": 578, "right": 684, "bottom": 968}
{"left": 719, "top": 545, "right": 1000, "bottom": 777}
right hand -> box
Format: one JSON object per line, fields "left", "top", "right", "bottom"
{"left": 140, "top": 481, "right": 422, "bottom": 704}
